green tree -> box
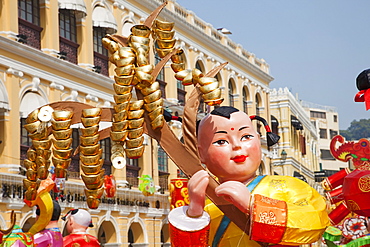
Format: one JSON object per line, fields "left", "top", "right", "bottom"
{"left": 340, "top": 119, "right": 370, "bottom": 140}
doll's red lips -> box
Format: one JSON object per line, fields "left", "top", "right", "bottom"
{"left": 231, "top": 155, "right": 247, "bottom": 163}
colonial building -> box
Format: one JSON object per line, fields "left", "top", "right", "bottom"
{"left": 0, "top": 0, "right": 274, "bottom": 246}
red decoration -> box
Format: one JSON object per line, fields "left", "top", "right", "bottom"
{"left": 169, "top": 178, "right": 189, "bottom": 210}
{"left": 343, "top": 169, "right": 370, "bottom": 217}
{"left": 354, "top": 89, "right": 370, "bottom": 110}
{"left": 104, "top": 175, "right": 116, "bottom": 198}
{"left": 328, "top": 202, "right": 351, "bottom": 225}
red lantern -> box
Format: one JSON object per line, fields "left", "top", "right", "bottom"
{"left": 343, "top": 169, "right": 370, "bottom": 217}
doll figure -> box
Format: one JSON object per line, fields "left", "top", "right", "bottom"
{"left": 168, "top": 106, "right": 330, "bottom": 247}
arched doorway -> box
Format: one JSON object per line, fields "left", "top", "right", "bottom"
{"left": 98, "top": 220, "right": 117, "bottom": 245}
{"left": 22, "top": 217, "right": 35, "bottom": 232}
{"left": 128, "top": 222, "right": 145, "bottom": 246}
{"left": 160, "top": 223, "right": 170, "bottom": 246}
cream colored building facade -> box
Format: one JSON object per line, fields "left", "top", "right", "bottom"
{"left": 0, "top": 0, "right": 274, "bottom": 246}
{"left": 270, "top": 88, "right": 321, "bottom": 188}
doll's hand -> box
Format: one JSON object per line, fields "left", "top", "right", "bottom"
{"left": 187, "top": 170, "right": 209, "bottom": 217}
{"left": 215, "top": 181, "right": 251, "bottom": 214}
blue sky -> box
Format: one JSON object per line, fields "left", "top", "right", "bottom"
{"left": 176, "top": 0, "right": 370, "bottom": 129}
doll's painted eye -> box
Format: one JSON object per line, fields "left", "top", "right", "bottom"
{"left": 241, "top": 135, "right": 253, "bottom": 141}
{"left": 212, "top": 139, "right": 228, "bottom": 146}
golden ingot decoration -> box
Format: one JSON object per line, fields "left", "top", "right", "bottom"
{"left": 81, "top": 116, "right": 101, "bottom": 128}
{"left": 151, "top": 114, "right": 165, "bottom": 130}
{"left": 126, "top": 136, "right": 144, "bottom": 149}
{"left": 125, "top": 146, "right": 145, "bottom": 159}
{"left": 24, "top": 121, "right": 42, "bottom": 134}
{"left": 80, "top": 144, "right": 101, "bottom": 156}
{"left": 111, "top": 120, "right": 128, "bottom": 132}
{"left": 26, "top": 109, "right": 40, "bottom": 124}
{"left": 113, "top": 84, "right": 133, "bottom": 95}
{"left": 143, "top": 90, "right": 161, "bottom": 104}
{"left": 37, "top": 166, "right": 49, "bottom": 180}
{"left": 171, "top": 63, "right": 185, "bottom": 73}
{"left": 131, "top": 25, "right": 151, "bottom": 38}
{"left": 32, "top": 139, "right": 52, "bottom": 150}
{"left": 80, "top": 152, "right": 101, "bottom": 165}
{"left": 115, "top": 65, "right": 135, "bottom": 76}
{"left": 128, "top": 118, "right": 145, "bottom": 129}
{"left": 81, "top": 126, "right": 99, "bottom": 137}
{"left": 52, "top": 128, "right": 72, "bottom": 140}
{"left": 52, "top": 148, "right": 73, "bottom": 159}
{"left": 200, "top": 81, "right": 219, "bottom": 94}
{"left": 135, "top": 64, "right": 154, "bottom": 74}
{"left": 111, "top": 143, "right": 125, "bottom": 153}
{"left": 81, "top": 170, "right": 105, "bottom": 186}
{"left": 113, "top": 111, "right": 128, "bottom": 122}
{"left": 86, "top": 197, "right": 101, "bottom": 209}
{"left": 171, "top": 49, "right": 185, "bottom": 63}
{"left": 144, "top": 98, "right": 164, "bottom": 112}
{"left": 202, "top": 88, "right": 221, "bottom": 101}
{"left": 141, "top": 81, "right": 160, "bottom": 96}
{"left": 28, "top": 126, "right": 48, "bottom": 141}
{"left": 155, "top": 48, "right": 173, "bottom": 58}
{"left": 148, "top": 107, "right": 164, "bottom": 121}
{"left": 127, "top": 127, "right": 144, "bottom": 139}
{"left": 114, "top": 75, "right": 134, "bottom": 86}
{"left": 24, "top": 159, "right": 37, "bottom": 170}
{"left": 129, "top": 100, "right": 144, "bottom": 111}
{"left": 102, "top": 36, "right": 119, "bottom": 53}
{"left": 128, "top": 109, "right": 145, "bottom": 120}
{"left": 27, "top": 149, "right": 37, "bottom": 161}
{"left": 51, "top": 119, "right": 72, "bottom": 130}
{"left": 82, "top": 108, "right": 102, "bottom": 118}
{"left": 52, "top": 157, "right": 71, "bottom": 169}
{"left": 52, "top": 138, "right": 72, "bottom": 150}
{"left": 114, "top": 93, "right": 132, "bottom": 104}
{"left": 154, "top": 19, "right": 175, "bottom": 31}
{"left": 116, "top": 57, "right": 136, "bottom": 67}
{"left": 80, "top": 161, "right": 104, "bottom": 175}
{"left": 114, "top": 102, "right": 129, "bottom": 113}
{"left": 156, "top": 39, "right": 176, "bottom": 49}
{"left": 80, "top": 134, "right": 100, "bottom": 146}
{"left": 153, "top": 29, "right": 175, "bottom": 40}
{"left": 129, "top": 35, "right": 150, "bottom": 46}
{"left": 85, "top": 186, "right": 105, "bottom": 199}
{"left": 118, "top": 47, "right": 136, "bottom": 58}
{"left": 52, "top": 110, "right": 74, "bottom": 121}
{"left": 110, "top": 130, "right": 128, "bottom": 142}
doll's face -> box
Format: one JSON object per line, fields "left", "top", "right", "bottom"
{"left": 197, "top": 111, "right": 261, "bottom": 184}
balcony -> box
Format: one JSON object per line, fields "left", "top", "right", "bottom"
{"left": 18, "top": 18, "right": 42, "bottom": 50}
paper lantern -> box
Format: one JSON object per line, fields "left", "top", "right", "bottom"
{"left": 343, "top": 169, "right": 370, "bottom": 217}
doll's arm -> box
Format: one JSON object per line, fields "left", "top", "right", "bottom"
{"left": 187, "top": 170, "right": 209, "bottom": 217}
{"left": 215, "top": 181, "right": 251, "bottom": 214}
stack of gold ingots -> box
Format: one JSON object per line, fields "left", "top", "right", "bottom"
{"left": 80, "top": 108, "right": 105, "bottom": 209}
{"left": 51, "top": 110, "right": 73, "bottom": 184}
{"left": 23, "top": 108, "right": 51, "bottom": 201}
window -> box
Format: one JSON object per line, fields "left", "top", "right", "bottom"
{"left": 228, "top": 80, "right": 234, "bottom": 107}
{"left": 330, "top": 130, "right": 338, "bottom": 139}
{"left": 93, "top": 27, "right": 109, "bottom": 76}
{"left": 68, "top": 128, "right": 80, "bottom": 178}
{"left": 59, "top": 9, "right": 77, "bottom": 42}
{"left": 243, "top": 89, "right": 248, "bottom": 114}
{"left": 158, "top": 147, "right": 168, "bottom": 173}
{"left": 100, "top": 137, "right": 111, "bottom": 175}
{"left": 18, "top": 0, "right": 40, "bottom": 25}
{"left": 333, "top": 115, "right": 338, "bottom": 123}
{"left": 320, "top": 149, "right": 335, "bottom": 160}
{"left": 155, "top": 54, "right": 164, "bottom": 81}
{"left": 310, "top": 111, "right": 326, "bottom": 119}
{"left": 255, "top": 95, "right": 261, "bottom": 116}
{"left": 126, "top": 158, "right": 139, "bottom": 188}
{"left": 177, "top": 80, "right": 186, "bottom": 106}
{"left": 319, "top": 128, "right": 327, "bottom": 139}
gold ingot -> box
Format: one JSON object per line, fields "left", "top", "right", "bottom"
{"left": 115, "top": 65, "right": 134, "bottom": 76}
{"left": 192, "top": 69, "right": 204, "bottom": 84}
{"left": 116, "top": 57, "right": 136, "bottom": 67}
{"left": 175, "top": 69, "right": 192, "bottom": 81}
{"left": 125, "top": 146, "right": 144, "bottom": 159}
{"left": 131, "top": 25, "right": 151, "bottom": 38}
{"left": 53, "top": 148, "right": 73, "bottom": 159}
{"left": 111, "top": 120, "right": 128, "bottom": 132}
{"left": 114, "top": 75, "right": 134, "bottom": 86}
{"left": 182, "top": 72, "right": 193, "bottom": 86}
{"left": 113, "top": 84, "right": 133, "bottom": 95}
{"left": 80, "top": 144, "right": 101, "bottom": 156}
{"left": 156, "top": 39, "right": 176, "bottom": 49}
{"left": 81, "top": 126, "right": 99, "bottom": 137}
{"left": 29, "top": 127, "right": 48, "bottom": 140}
{"left": 130, "top": 42, "right": 149, "bottom": 54}
{"left": 24, "top": 121, "right": 41, "bottom": 134}
{"left": 27, "top": 149, "right": 37, "bottom": 161}
{"left": 155, "top": 19, "right": 175, "bottom": 31}
{"left": 135, "top": 81, "right": 151, "bottom": 90}
{"left": 144, "top": 90, "right": 161, "bottom": 104}
{"left": 52, "top": 157, "right": 71, "bottom": 169}
{"left": 110, "top": 130, "right": 128, "bottom": 142}
{"left": 102, "top": 37, "right": 119, "bottom": 53}
{"left": 202, "top": 88, "right": 221, "bottom": 101}
{"left": 24, "top": 159, "right": 36, "bottom": 170}
{"left": 25, "top": 188, "right": 37, "bottom": 201}
{"left": 52, "top": 138, "right": 72, "bottom": 150}
{"left": 80, "top": 160, "right": 104, "bottom": 175}
{"left": 84, "top": 186, "right": 105, "bottom": 199}
{"left": 171, "top": 63, "right": 185, "bottom": 73}
{"left": 129, "top": 35, "right": 150, "bottom": 46}
{"left": 199, "top": 77, "right": 218, "bottom": 86}
{"left": 52, "top": 128, "right": 72, "bottom": 140}
{"left": 52, "top": 110, "right": 73, "bottom": 121}
{"left": 135, "top": 64, "right": 154, "bottom": 74}
{"left": 127, "top": 127, "right": 144, "bottom": 139}
{"left": 51, "top": 119, "right": 72, "bottom": 130}
{"left": 126, "top": 136, "right": 144, "bottom": 149}
{"left": 36, "top": 149, "right": 52, "bottom": 160}
{"left": 151, "top": 115, "right": 165, "bottom": 130}
{"left": 129, "top": 100, "right": 144, "bottom": 111}
{"left": 141, "top": 81, "right": 160, "bottom": 96}
{"left": 54, "top": 167, "right": 67, "bottom": 178}
{"left": 154, "top": 29, "right": 175, "bottom": 40}
{"left": 81, "top": 170, "right": 105, "bottom": 185}
{"left": 111, "top": 143, "right": 124, "bottom": 153}
{"left": 37, "top": 166, "right": 49, "bottom": 180}
{"left": 82, "top": 108, "right": 102, "bottom": 118}
{"left": 128, "top": 118, "right": 144, "bottom": 129}
{"left": 135, "top": 71, "right": 153, "bottom": 83}
{"left": 110, "top": 51, "right": 120, "bottom": 64}
{"left": 80, "top": 153, "right": 102, "bottom": 166}
{"left": 205, "top": 98, "right": 224, "bottom": 106}
{"left": 171, "top": 49, "right": 185, "bottom": 63}
{"left": 156, "top": 48, "right": 173, "bottom": 58}
{"left": 114, "top": 93, "right": 132, "bottom": 104}
{"left": 113, "top": 111, "right": 128, "bottom": 122}
{"left": 200, "top": 81, "right": 219, "bottom": 94}
{"left": 23, "top": 178, "right": 40, "bottom": 189}
{"left": 118, "top": 47, "right": 135, "bottom": 58}
{"left": 144, "top": 99, "right": 163, "bottom": 112}
{"left": 32, "top": 139, "right": 52, "bottom": 150}
{"left": 26, "top": 168, "right": 37, "bottom": 181}
{"left": 114, "top": 102, "right": 129, "bottom": 113}
{"left": 81, "top": 116, "right": 101, "bottom": 128}
{"left": 86, "top": 197, "right": 101, "bottom": 209}
{"left": 128, "top": 109, "right": 144, "bottom": 119}
{"left": 148, "top": 107, "right": 163, "bottom": 121}
{"left": 136, "top": 53, "right": 149, "bottom": 67}
{"left": 80, "top": 134, "right": 100, "bottom": 146}
{"left": 26, "top": 109, "right": 40, "bottom": 123}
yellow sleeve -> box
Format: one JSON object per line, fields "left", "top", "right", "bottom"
{"left": 252, "top": 175, "right": 330, "bottom": 245}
